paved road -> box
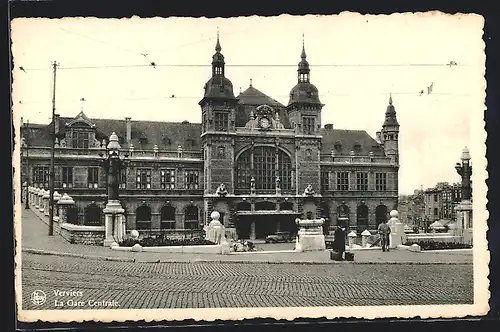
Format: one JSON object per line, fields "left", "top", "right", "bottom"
{"left": 21, "top": 252, "right": 473, "bottom": 310}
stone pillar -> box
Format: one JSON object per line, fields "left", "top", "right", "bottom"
{"left": 361, "top": 229, "right": 371, "bottom": 248}
{"left": 348, "top": 231, "right": 357, "bottom": 249}
{"left": 250, "top": 221, "right": 256, "bottom": 240}
{"left": 34, "top": 188, "right": 40, "bottom": 209}
{"left": 455, "top": 200, "right": 472, "bottom": 237}
{"left": 388, "top": 210, "right": 404, "bottom": 248}
{"left": 103, "top": 200, "right": 125, "bottom": 247}
{"left": 53, "top": 191, "right": 61, "bottom": 222}
{"left": 39, "top": 190, "right": 46, "bottom": 213}
{"left": 57, "top": 193, "right": 75, "bottom": 224}
{"left": 42, "top": 190, "right": 50, "bottom": 216}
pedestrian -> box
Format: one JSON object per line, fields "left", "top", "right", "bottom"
{"left": 377, "top": 221, "right": 391, "bottom": 252}
{"left": 334, "top": 224, "right": 346, "bottom": 258}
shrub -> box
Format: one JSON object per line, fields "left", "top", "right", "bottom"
{"left": 119, "top": 237, "right": 216, "bottom": 247}
{"left": 403, "top": 240, "right": 472, "bottom": 251}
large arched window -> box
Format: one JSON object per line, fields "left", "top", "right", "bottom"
{"left": 184, "top": 205, "right": 199, "bottom": 230}
{"left": 375, "top": 205, "right": 388, "bottom": 226}
{"left": 84, "top": 203, "right": 102, "bottom": 226}
{"left": 236, "top": 147, "right": 292, "bottom": 190}
{"left": 136, "top": 205, "right": 152, "bottom": 230}
{"left": 160, "top": 205, "right": 176, "bottom": 230}
{"left": 357, "top": 203, "right": 369, "bottom": 232}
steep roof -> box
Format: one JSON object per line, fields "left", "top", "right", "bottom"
{"left": 22, "top": 116, "right": 202, "bottom": 151}
{"left": 320, "top": 128, "right": 386, "bottom": 156}
{"left": 237, "top": 85, "right": 285, "bottom": 107}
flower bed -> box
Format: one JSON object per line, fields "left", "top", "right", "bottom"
{"left": 119, "top": 237, "right": 215, "bottom": 247}
{"left": 403, "top": 240, "right": 472, "bottom": 251}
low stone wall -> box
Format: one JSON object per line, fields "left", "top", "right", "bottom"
{"left": 58, "top": 223, "right": 105, "bottom": 246}
{"left": 406, "top": 233, "right": 463, "bottom": 244}
{"left": 112, "top": 244, "right": 222, "bottom": 254}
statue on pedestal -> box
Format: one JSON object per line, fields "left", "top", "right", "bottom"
{"left": 216, "top": 183, "right": 228, "bottom": 197}
{"left": 304, "top": 184, "right": 315, "bottom": 196}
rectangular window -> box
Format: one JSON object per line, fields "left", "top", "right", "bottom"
{"left": 375, "top": 173, "right": 387, "bottom": 191}
{"left": 160, "top": 169, "right": 175, "bottom": 189}
{"left": 119, "top": 169, "right": 127, "bottom": 189}
{"left": 320, "top": 171, "right": 329, "bottom": 191}
{"left": 62, "top": 167, "right": 73, "bottom": 188}
{"left": 302, "top": 116, "right": 315, "bottom": 134}
{"left": 214, "top": 112, "right": 229, "bottom": 131}
{"left": 71, "top": 131, "right": 90, "bottom": 149}
{"left": 356, "top": 172, "right": 368, "bottom": 191}
{"left": 33, "top": 166, "right": 50, "bottom": 188}
{"left": 136, "top": 168, "right": 152, "bottom": 189}
{"left": 185, "top": 169, "right": 199, "bottom": 190}
{"left": 434, "top": 194, "right": 438, "bottom": 202}
{"left": 336, "top": 172, "right": 349, "bottom": 191}
{"left": 87, "top": 167, "right": 99, "bottom": 188}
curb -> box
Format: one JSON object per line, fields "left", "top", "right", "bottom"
{"left": 22, "top": 248, "right": 472, "bottom": 265}
{"left": 23, "top": 248, "right": 136, "bottom": 263}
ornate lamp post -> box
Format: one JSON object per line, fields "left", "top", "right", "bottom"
{"left": 454, "top": 146, "right": 473, "bottom": 231}
{"left": 99, "top": 132, "right": 129, "bottom": 247}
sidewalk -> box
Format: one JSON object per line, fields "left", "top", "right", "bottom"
{"left": 19, "top": 209, "right": 473, "bottom": 264}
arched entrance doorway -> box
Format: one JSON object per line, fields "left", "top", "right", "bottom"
{"left": 184, "top": 205, "right": 199, "bottom": 230}
{"left": 357, "top": 203, "right": 369, "bottom": 232}
{"left": 375, "top": 204, "right": 388, "bottom": 226}
{"left": 160, "top": 205, "right": 176, "bottom": 229}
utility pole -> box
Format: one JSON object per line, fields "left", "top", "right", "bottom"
{"left": 24, "top": 120, "right": 30, "bottom": 209}
{"left": 48, "top": 61, "right": 58, "bottom": 236}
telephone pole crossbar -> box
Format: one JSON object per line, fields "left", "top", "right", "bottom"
{"left": 48, "top": 61, "right": 58, "bottom": 236}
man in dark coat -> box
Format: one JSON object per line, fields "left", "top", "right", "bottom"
{"left": 333, "top": 224, "right": 346, "bottom": 257}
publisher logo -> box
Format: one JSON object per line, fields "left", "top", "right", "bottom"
{"left": 31, "top": 290, "right": 46, "bottom": 306}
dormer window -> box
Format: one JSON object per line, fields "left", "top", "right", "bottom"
{"left": 334, "top": 141, "right": 342, "bottom": 152}
{"left": 139, "top": 133, "right": 148, "bottom": 145}
{"left": 162, "top": 135, "right": 171, "bottom": 146}
{"left": 71, "top": 131, "right": 90, "bottom": 149}
{"left": 353, "top": 142, "right": 362, "bottom": 153}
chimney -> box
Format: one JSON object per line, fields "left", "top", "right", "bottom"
{"left": 324, "top": 124, "right": 333, "bottom": 130}
{"left": 54, "top": 114, "right": 60, "bottom": 133}
{"left": 20, "top": 117, "right": 24, "bottom": 126}
{"left": 125, "top": 117, "right": 131, "bottom": 143}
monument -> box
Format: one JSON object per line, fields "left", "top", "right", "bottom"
{"left": 204, "top": 211, "right": 230, "bottom": 254}
{"left": 455, "top": 146, "right": 473, "bottom": 244}
{"left": 387, "top": 210, "right": 405, "bottom": 249}
{"left": 295, "top": 217, "right": 326, "bottom": 252}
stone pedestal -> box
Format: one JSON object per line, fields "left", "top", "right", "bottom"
{"left": 348, "top": 231, "right": 357, "bottom": 249}
{"left": 204, "top": 211, "right": 226, "bottom": 244}
{"left": 295, "top": 218, "right": 326, "bottom": 252}
{"left": 53, "top": 191, "right": 61, "bottom": 222}
{"left": 361, "top": 229, "right": 371, "bottom": 248}
{"left": 103, "top": 200, "right": 125, "bottom": 247}
{"left": 57, "top": 193, "right": 75, "bottom": 224}
{"left": 388, "top": 210, "right": 404, "bottom": 249}
{"left": 42, "top": 190, "right": 50, "bottom": 216}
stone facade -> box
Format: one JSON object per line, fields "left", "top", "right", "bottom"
{"left": 19, "top": 35, "right": 399, "bottom": 240}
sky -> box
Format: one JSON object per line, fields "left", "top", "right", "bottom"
{"left": 11, "top": 13, "right": 486, "bottom": 195}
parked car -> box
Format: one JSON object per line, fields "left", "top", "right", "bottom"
{"left": 265, "top": 231, "right": 293, "bottom": 243}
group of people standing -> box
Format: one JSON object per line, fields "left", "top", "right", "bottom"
{"left": 329, "top": 219, "right": 393, "bottom": 255}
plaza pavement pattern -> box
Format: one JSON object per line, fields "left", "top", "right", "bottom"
{"left": 18, "top": 209, "right": 474, "bottom": 309}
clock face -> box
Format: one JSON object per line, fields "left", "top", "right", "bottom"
{"left": 260, "top": 117, "right": 270, "bottom": 129}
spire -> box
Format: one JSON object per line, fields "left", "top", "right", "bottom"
{"left": 389, "top": 93, "right": 393, "bottom": 105}
{"left": 301, "top": 33, "right": 307, "bottom": 59}
{"left": 383, "top": 94, "right": 399, "bottom": 127}
{"left": 80, "top": 97, "right": 86, "bottom": 111}
{"left": 250, "top": 78, "right": 253, "bottom": 87}
{"left": 215, "top": 27, "right": 221, "bottom": 52}
{"left": 297, "top": 34, "right": 310, "bottom": 83}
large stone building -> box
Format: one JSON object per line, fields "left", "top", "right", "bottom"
{"left": 20, "top": 35, "right": 400, "bottom": 240}
{"left": 423, "top": 182, "right": 463, "bottom": 223}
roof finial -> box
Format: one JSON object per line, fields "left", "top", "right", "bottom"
{"left": 301, "top": 33, "right": 307, "bottom": 59}
{"left": 250, "top": 78, "right": 253, "bottom": 87}
{"left": 80, "top": 97, "right": 86, "bottom": 111}
{"left": 215, "top": 27, "right": 221, "bottom": 52}
{"left": 389, "top": 93, "right": 393, "bottom": 105}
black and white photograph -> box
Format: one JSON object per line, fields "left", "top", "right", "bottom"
{"left": 12, "top": 13, "right": 488, "bottom": 322}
